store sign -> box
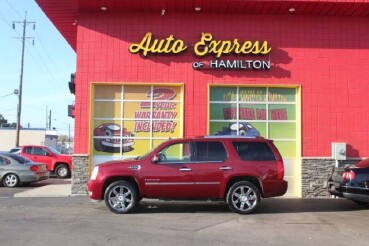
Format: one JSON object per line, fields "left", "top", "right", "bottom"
{"left": 129, "top": 32, "right": 271, "bottom": 70}
{"left": 193, "top": 33, "right": 271, "bottom": 57}
{"left": 192, "top": 60, "right": 270, "bottom": 70}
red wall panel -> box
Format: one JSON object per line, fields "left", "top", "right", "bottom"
{"left": 74, "top": 13, "right": 369, "bottom": 158}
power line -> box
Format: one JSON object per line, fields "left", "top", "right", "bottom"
{"left": 0, "top": 107, "right": 17, "bottom": 113}
{"left": 25, "top": 46, "right": 64, "bottom": 93}
{"left": 0, "top": 11, "right": 12, "bottom": 27}
{"left": 21, "top": 32, "right": 66, "bottom": 96}
{"left": 1, "top": 3, "right": 75, "bottom": 131}
{"left": 4, "top": 0, "right": 23, "bottom": 19}
{"left": 29, "top": 45, "right": 63, "bottom": 91}
{"left": 1, "top": 9, "right": 66, "bottom": 98}
{"left": 0, "top": 91, "right": 16, "bottom": 99}
{"left": 0, "top": 10, "right": 20, "bottom": 35}
{"left": 34, "top": 30, "right": 64, "bottom": 79}
{"left": 31, "top": 29, "right": 75, "bottom": 96}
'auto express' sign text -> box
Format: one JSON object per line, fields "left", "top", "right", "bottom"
{"left": 129, "top": 32, "right": 271, "bottom": 71}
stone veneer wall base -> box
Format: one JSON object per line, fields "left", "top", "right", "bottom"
{"left": 301, "top": 158, "right": 359, "bottom": 198}
{"left": 71, "top": 155, "right": 89, "bottom": 196}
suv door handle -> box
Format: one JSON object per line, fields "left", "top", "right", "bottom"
{"left": 179, "top": 168, "right": 192, "bottom": 172}
{"left": 219, "top": 166, "right": 233, "bottom": 171}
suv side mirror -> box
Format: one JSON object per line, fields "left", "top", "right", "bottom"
{"left": 151, "top": 155, "right": 159, "bottom": 164}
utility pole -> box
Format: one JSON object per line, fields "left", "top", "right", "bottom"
{"left": 13, "top": 12, "right": 35, "bottom": 147}
{"left": 48, "top": 110, "right": 52, "bottom": 130}
{"left": 45, "top": 106, "right": 48, "bottom": 130}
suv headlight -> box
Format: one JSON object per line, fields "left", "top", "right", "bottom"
{"left": 90, "top": 166, "right": 99, "bottom": 180}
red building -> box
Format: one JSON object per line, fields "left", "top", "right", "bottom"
{"left": 36, "top": 0, "right": 369, "bottom": 197}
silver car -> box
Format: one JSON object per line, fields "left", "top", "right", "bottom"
{"left": 0, "top": 152, "right": 50, "bottom": 187}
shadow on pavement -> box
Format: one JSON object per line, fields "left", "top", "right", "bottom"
{"left": 125, "top": 198, "right": 369, "bottom": 214}
{"left": 257, "top": 198, "right": 369, "bottom": 214}
{"left": 18, "top": 178, "right": 71, "bottom": 188}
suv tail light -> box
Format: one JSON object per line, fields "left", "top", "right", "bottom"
{"left": 342, "top": 170, "right": 355, "bottom": 182}
{"left": 277, "top": 160, "right": 284, "bottom": 180}
{"left": 29, "top": 165, "right": 40, "bottom": 172}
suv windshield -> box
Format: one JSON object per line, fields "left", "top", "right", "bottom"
{"left": 46, "top": 146, "right": 61, "bottom": 155}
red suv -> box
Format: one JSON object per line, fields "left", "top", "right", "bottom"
{"left": 88, "top": 136, "right": 287, "bottom": 214}
{"left": 19, "top": 145, "right": 72, "bottom": 178}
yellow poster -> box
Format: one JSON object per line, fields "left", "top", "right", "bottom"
{"left": 92, "top": 85, "right": 182, "bottom": 162}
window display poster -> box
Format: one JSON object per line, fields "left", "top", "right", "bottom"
{"left": 92, "top": 85, "right": 182, "bottom": 160}
{"left": 209, "top": 87, "right": 297, "bottom": 158}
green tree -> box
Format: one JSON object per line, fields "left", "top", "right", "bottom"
{"left": 0, "top": 114, "right": 16, "bottom": 128}
{"left": 0, "top": 114, "right": 8, "bottom": 127}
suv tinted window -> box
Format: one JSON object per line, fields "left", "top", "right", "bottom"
{"left": 158, "top": 142, "right": 192, "bottom": 163}
{"left": 233, "top": 142, "right": 276, "bottom": 161}
{"left": 34, "top": 147, "right": 47, "bottom": 156}
{"left": 196, "top": 142, "right": 227, "bottom": 162}
{"left": 24, "top": 147, "right": 32, "bottom": 154}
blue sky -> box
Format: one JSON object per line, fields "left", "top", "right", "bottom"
{"left": 0, "top": 0, "right": 76, "bottom": 137}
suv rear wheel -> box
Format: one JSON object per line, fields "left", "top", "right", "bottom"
{"left": 104, "top": 181, "right": 138, "bottom": 214}
{"left": 55, "top": 164, "right": 70, "bottom": 179}
{"left": 227, "top": 181, "right": 261, "bottom": 214}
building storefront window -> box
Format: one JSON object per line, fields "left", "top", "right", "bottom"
{"left": 209, "top": 86, "right": 300, "bottom": 196}
{"left": 92, "top": 84, "right": 183, "bottom": 165}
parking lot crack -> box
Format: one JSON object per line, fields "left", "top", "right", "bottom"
{"left": 195, "top": 217, "right": 238, "bottom": 232}
{"left": 285, "top": 222, "right": 333, "bottom": 225}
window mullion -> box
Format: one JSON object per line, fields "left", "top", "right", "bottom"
{"left": 150, "top": 85, "right": 154, "bottom": 150}
{"left": 236, "top": 87, "right": 240, "bottom": 136}
{"left": 120, "top": 85, "right": 124, "bottom": 155}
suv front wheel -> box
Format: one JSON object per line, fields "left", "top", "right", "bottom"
{"left": 104, "top": 181, "right": 138, "bottom": 214}
{"left": 227, "top": 181, "right": 261, "bottom": 214}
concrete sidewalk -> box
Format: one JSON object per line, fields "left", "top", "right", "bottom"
{"left": 14, "top": 184, "right": 72, "bottom": 198}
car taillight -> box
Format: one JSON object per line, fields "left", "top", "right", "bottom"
{"left": 277, "top": 160, "right": 284, "bottom": 180}
{"left": 29, "top": 165, "right": 40, "bottom": 172}
{"left": 342, "top": 170, "right": 355, "bottom": 182}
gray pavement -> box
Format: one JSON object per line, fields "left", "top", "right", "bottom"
{"left": 1, "top": 195, "right": 369, "bottom": 246}
{"left": 2, "top": 183, "right": 369, "bottom": 246}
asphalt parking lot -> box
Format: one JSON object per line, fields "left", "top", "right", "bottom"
{"left": 0, "top": 183, "right": 369, "bottom": 246}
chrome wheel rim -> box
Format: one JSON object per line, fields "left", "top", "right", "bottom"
{"left": 107, "top": 185, "right": 133, "bottom": 212}
{"left": 57, "top": 167, "right": 67, "bottom": 177}
{"left": 5, "top": 174, "right": 18, "bottom": 187}
{"left": 231, "top": 185, "right": 257, "bottom": 212}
